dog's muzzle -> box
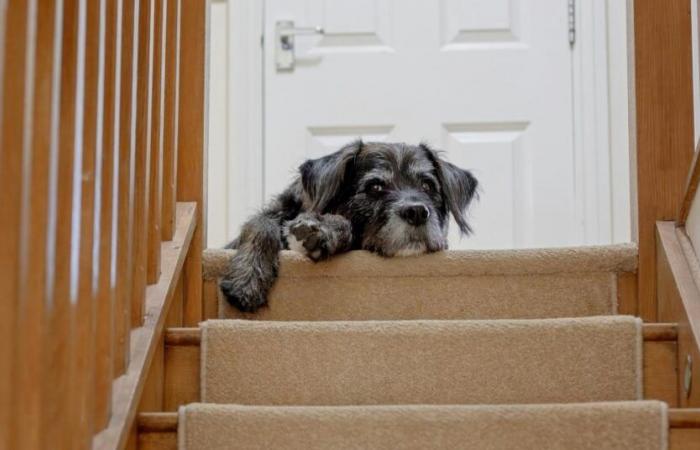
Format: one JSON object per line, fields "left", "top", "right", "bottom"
{"left": 398, "top": 203, "right": 430, "bottom": 227}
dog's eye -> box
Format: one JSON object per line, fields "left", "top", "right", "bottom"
{"left": 421, "top": 180, "right": 435, "bottom": 192}
{"left": 368, "top": 183, "right": 384, "bottom": 194}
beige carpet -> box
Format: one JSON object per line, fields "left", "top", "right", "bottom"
{"left": 178, "top": 401, "right": 667, "bottom": 450}
{"left": 204, "top": 244, "right": 637, "bottom": 320}
{"left": 201, "top": 316, "right": 642, "bottom": 405}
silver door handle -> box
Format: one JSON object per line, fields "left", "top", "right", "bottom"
{"left": 275, "top": 20, "right": 325, "bottom": 71}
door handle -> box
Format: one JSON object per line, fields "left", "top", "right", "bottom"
{"left": 275, "top": 20, "right": 325, "bottom": 71}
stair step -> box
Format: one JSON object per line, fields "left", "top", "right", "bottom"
{"left": 200, "top": 316, "right": 641, "bottom": 405}
{"left": 139, "top": 407, "right": 700, "bottom": 450}
{"left": 204, "top": 244, "right": 637, "bottom": 320}
{"left": 162, "top": 323, "right": 677, "bottom": 409}
{"left": 172, "top": 402, "right": 667, "bottom": 450}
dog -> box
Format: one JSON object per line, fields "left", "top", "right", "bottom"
{"left": 220, "top": 141, "right": 478, "bottom": 312}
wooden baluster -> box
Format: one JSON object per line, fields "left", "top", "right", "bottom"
{"left": 42, "top": 1, "right": 80, "bottom": 447}
{"left": 69, "top": 0, "right": 104, "bottom": 445}
{"left": 0, "top": 1, "right": 34, "bottom": 448}
{"left": 178, "top": 0, "right": 208, "bottom": 326}
{"left": 148, "top": 0, "right": 166, "bottom": 285}
{"left": 114, "top": 0, "right": 138, "bottom": 375}
{"left": 160, "top": 0, "right": 180, "bottom": 242}
{"left": 15, "top": 1, "right": 66, "bottom": 448}
{"left": 131, "top": 0, "right": 153, "bottom": 326}
{"left": 94, "top": 0, "right": 119, "bottom": 431}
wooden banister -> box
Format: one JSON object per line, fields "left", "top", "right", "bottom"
{"left": 93, "top": 202, "right": 197, "bottom": 449}
{"left": 0, "top": 0, "right": 207, "bottom": 447}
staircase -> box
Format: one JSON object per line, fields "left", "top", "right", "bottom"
{"left": 137, "top": 245, "right": 700, "bottom": 450}
{"left": 3, "top": 1, "right": 700, "bottom": 449}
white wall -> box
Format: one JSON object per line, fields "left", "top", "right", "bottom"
{"left": 207, "top": 0, "right": 230, "bottom": 248}
{"left": 607, "top": 0, "right": 632, "bottom": 243}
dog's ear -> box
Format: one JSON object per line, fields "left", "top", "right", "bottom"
{"left": 299, "top": 140, "right": 362, "bottom": 212}
{"left": 421, "top": 144, "right": 478, "bottom": 235}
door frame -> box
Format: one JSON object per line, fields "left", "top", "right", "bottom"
{"left": 210, "top": 0, "right": 632, "bottom": 247}
{"left": 571, "top": 0, "right": 632, "bottom": 245}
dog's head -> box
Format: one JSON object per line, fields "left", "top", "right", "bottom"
{"left": 299, "top": 141, "right": 478, "bottom": 256}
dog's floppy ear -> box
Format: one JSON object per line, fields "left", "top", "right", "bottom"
{"left": 421, "top": 143, "right": 478, "bottom": 235}
{"left": 299, "top": 140, "right": 362, "bottom": 212}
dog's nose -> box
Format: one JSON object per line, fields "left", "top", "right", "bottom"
{"left": 398, "top": 204, "right": 429, "bottom": 226}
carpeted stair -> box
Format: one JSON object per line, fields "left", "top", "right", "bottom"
{"left": 200, "top": 317, "right": 642, "bottom": 405}
{"left": 179, "top": 402, "right": 667, "bottom": 450}
{"left": 176, "top": 244, "right": 677, "bottom": 449}
{"left": 204, "top": 244, "right": 637, "bottom": 320}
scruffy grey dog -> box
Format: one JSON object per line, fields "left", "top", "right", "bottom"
{"left": 220, "top": 141, "right": 478, "bottom": 312}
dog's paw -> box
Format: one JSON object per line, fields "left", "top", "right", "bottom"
{"left": 219, "top": 276, "right": 269, "bottom": 312}
{"left": 219, "top": 277, "right": 268, "bottom": 312}
{"left": 285, "top": 216, "right": 330, "bottom": 262}
{"left": 219, "top": 251, "right": 277, "bottom": 313}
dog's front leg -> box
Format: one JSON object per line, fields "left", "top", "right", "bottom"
{"left": 219, "top": 214, "right": 282, "bottom": 312}
{"left": 284, "top": 213, "right": 352, "bottom": 261}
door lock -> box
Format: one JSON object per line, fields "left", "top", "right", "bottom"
{"left": 275, "top": 20, "right": 324, "bottom": 71}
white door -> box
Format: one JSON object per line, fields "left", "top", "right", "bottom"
{"left": 262, "top": 0, "right": 575, "bottom": 250}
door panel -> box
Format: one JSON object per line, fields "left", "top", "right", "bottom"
{"left": 441, "top": 0, "right": 522, "bottom": 47}
{"left": 443, "top": 122, "right": 528, "bottom": 249}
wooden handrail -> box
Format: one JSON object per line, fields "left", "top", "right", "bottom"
{"left": 657, "top": 223, "right": 700, "bottom": 365}
{"left": 93, "top": 202, "right": 197, "bottom": 449}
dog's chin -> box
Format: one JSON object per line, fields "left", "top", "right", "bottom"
{"left": 373, "top": 239, "right": 445, "bottom": 257}
{"left": 392, "top": 242, "right": 428, "bottom": 257}
{"left": 363, "top": 215, "right": 447, "bottom": 257}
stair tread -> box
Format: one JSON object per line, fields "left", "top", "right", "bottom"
{"left": 178, "top": 401, "right": 666, "bottom": 450}
{"left": 205, "top": 244, "right": 638, "bottom": 321}
{"left": 201, "top": 316, "right": 642, "bottom": 406}
{"left": 204, "top": 244, "right": 638, "bottom": 279}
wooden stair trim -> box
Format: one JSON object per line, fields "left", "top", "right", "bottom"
{"left": 164, "top": 323, "right": 679, "bottom": 346}
{"left": 137, "top": 408, "right": 700, "bottom": 432}
{"left": 139, "top": 413, "right": 179, "bottom": 433}
{"left": 164, "top": 327, "right": 201, "bottom": 345}
{"left": 93, "top": 202, "right": 197, "bottom": 450}
{"left": 644, "top": 323, "right": 679, "bottom": 341}
{"left": 670, "top": 409, "right": 700, "bottom": 428}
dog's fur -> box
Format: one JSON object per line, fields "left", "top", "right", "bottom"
{"left": 220, "top": 141, "right": 478, "bottom": 312}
